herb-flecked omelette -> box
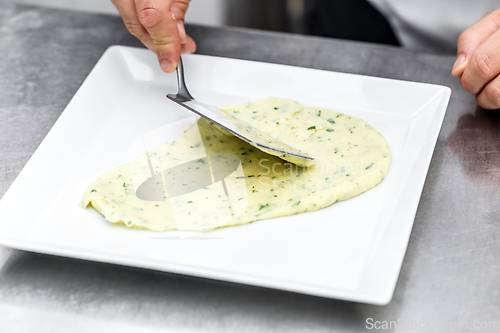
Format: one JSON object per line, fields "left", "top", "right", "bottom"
{"left": 81, "top": 98, "right": 391, "bottom": 232}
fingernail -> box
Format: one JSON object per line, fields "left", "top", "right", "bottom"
{"left": 160, "top": 59, "right": 173, "bottom": 73}
{"left": 177, "top": 21, "right": 187, "bottom": 44}
{"left": 453, "top": 54, "right": 466, "bottom": 70}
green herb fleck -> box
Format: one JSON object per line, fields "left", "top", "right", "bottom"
{"left": 292, "top": 201, "right": 301, "bottom": 207}
{"left": 91, "top": 189, "right": 96, "bottom": 193}
{"left": 326, "top": 128, "right": 334, "bottom": 132}
{"left": 307, "top": 126, "right": 316, "bottom": 130}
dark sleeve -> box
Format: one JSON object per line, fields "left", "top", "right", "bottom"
{"left": 306, "top": 0, "right": 400, "bottom": 46}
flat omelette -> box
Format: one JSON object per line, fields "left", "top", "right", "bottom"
{"left": 80, "top": 97, "right": 391, "bottom": 232}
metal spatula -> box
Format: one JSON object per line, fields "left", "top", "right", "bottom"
{"left": 166, "top": 57, "right": 315, "bottom": 167}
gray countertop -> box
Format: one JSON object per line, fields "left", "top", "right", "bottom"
{"left": 1, "top": 3, "right": 499, "bottom": 332}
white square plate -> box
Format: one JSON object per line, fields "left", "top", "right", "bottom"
{"left": 0, "top": 46, "right": 451, "bottom": 305}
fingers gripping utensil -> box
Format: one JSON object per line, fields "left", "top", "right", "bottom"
{"left": 166, "top": 57, "right": 315, "bottom": 167}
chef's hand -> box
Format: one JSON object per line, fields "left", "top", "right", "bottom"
{"left": 452, "top": 9, "right": 500, "bottom": 110}
{"left": 111, "top": 0, "right": 196, "bottom": 73}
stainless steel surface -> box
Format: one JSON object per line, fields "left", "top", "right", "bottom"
{"left": 167, "top": 57, "right": 314, "bottom": 165}
{"left": 0, "top": 2, "right": 499, "bottom": 332}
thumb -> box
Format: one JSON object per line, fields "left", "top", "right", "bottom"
{"left": 135, "top": 0, "right": 181, "bottom": 73}
{"left": 453, "top": 9, "right": 500, "bottom": 77}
